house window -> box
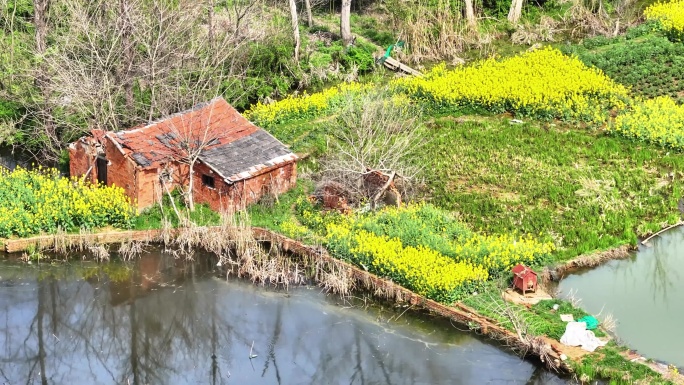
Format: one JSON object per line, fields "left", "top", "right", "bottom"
{"left": 202, "top": 174, "right": 215, "bottom": 189}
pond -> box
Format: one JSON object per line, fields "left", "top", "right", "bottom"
{"left": 557, "top": 226, "right": 684, "bottom": 368}
{"left": 0, "top": 250, "right": 569, "bottom": 385}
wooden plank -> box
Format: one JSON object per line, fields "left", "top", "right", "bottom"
{"left": 383, "top": 56, "right": 423, "bottom": 77}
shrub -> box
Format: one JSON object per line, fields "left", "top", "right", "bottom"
{"left": 582, "top": 35, "right": 614, "bottom": 49}
{"left": 645, "top": 0, "right": 684, "bottom": 41}
{"left": 392, "top": 47, "right": 628, "bottom": 122}
{"left": 340, "top": 40, "right": 377, "bottom": 72}
{"left": 611, "top": 96, "right": 684, "bottom": 150}
{"left": 0, "top": 167, "right": 134, "bottom": 237}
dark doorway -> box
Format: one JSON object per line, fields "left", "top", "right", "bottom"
{"left": 96, "top": 157, "right": 107, "bottom": 185}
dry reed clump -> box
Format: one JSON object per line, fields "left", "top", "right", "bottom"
{"left": 511, "top": 16, "right": 561, "bottom": 45}
{"left": 391, "top": 4, "right": 480, "bottom": 63}
{"left": 118, "top": 240, "right": 146, "bottom": 261}
{"left": 88, "top": 244, "right": 110, "bottom": 262}
{"left": 20, "top": 227, "right": 113, "bottom": 261}
{"left": 159, "top": 219, "right": 174, "bottom": 246}
{"left": 312, "top": 255, "right": 355, "bottom": 296}
{"left": 475, "top": 290, "right": 563, "bottom": 371}
{"left": 561, "top": 0, "right": 640, "bottom": 38}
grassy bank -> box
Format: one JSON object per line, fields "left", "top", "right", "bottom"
{"left": 423, "top": 117, "right": 683, "bottom": 261}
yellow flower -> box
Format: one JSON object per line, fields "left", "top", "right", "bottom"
{"left": 645, "top": 0, "right": 684, "bottom": 38}
{"left": 391, "top": 47, "right": 627, "bottom": 122}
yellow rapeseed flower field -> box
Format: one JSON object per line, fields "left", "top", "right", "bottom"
{"left": 611, "top": 96, "right": 684, "bottom": 149}
{"left": 392, "top": 47, "right": 628, "bottom": 121}
{"left": 645, "top": 0, "right": 684, "bottom": 39}
{"left": 318, "top": 204, "right": 553, "bottom": 303}
{"left": 0, "top": 167, "right": 134, "bottom": 237}
{"left": 326, "top": 223, "right": 488, "bottom": 303}
{"left": 244, "top": 82, "right": 373, "bottom": 127}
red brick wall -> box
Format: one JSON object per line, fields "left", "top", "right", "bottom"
{"left": 135, "top": 168, "right": 162, "bottom": 209}
{"left": 102, "top": 140, "right": 139, "bottom": 202}
{"left": 71, "top": 135, "right": 298, "bottom": 213}
{"left": 192, "top": 161, "right": 297, "bottom": 212}
{"left": 68, "top": 141, "right": 97, "bottom": 183}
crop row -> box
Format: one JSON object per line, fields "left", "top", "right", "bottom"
{"left": 244, "top": 82, "right": 373, "bottom": 128}
{"left": 391, "top": 47, "right": 628, "bottom": 122}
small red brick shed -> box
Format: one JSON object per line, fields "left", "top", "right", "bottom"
{"left": 69, "top": 97, "right": 298, "bottom": 212}
{"left": 512, "top": 264, "right": 538, "bottom": 295}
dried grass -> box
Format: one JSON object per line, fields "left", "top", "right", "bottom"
{"left": 88, "top": 244, "right": 110, "bottom": 262}
{"left": 511, "top": 16, "right": 561, "bottom": 45}
{"left": 118, "top": 240, "right": 146, "bottom": 261}
{"left": 595, "top": 307, "right": 618, "bottom": 334}
{"left": 561, "top": 0, "right": 641, "bottom": 38}
{"left": 391, "top": 3, "right": 483, "bottom": 64}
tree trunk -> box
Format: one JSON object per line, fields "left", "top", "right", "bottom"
{"left": 304, "top": 0, "right": 313, "bottom": 27}
{"left": 507, "top": 0, "right": 524, "bottom": 24}
{"left": 289, "top": 0, "right": 300, "bottom": 61}
{"left": 465, "top": 0, "right": 477, "bottom": 27}
{"left": 33, "top": 0, "right": 57, "bottom": 161}
{"left": 207, "top": 0, "right": 215, "bottom": 47}
{"left": 340, "top": 0, "right": 352, "bottom": 47}
{"left": 188, "top": 161, "right": 196, "bottom": 212}
{"left": 120, "top": 0, "right": 134, "bottom": 117}
{"left": 33, "top": 0, "right": 50, "bottom": 55}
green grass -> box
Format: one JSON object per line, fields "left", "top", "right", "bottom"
{"left": 248, "top": 180, "right": 313, "bottom": 231}
{"left": 133, "top": 194, "right": 220, "bottom": 230}
{"left": 350, "top": 14, "right": 397, "bottom": 48}
{"left": 463, "top": 283, "right": 601, "bottom": 339}
{"left": 266, "top": 119, "right": 329, "bottom": 157}
{"left": 422, "top": 117, "right": 684, "bottom": 261}
{"left": 529, "top": 300, "right": 605, "bottom": 339}
{"left": 462, "top": 282, "right": 673, "bottom": 383}
{"left": 574, "top": 344, "right": 674, "bottom": 384}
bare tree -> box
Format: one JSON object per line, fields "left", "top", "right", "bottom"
{"left": 340, "top": 0, "right": 352, "bottom": 46}
{"left": 163, "top": 102, "right": 225, "bottom": 213}
{"left": 30, "top": 0, "right": 61, "bottom": 161}
{"left": 321, "top": 91, "right": 426, "bottom": 208}
{"left": 18, "top": 0, "right": 260, "bottom": 162}
{"left": 289, "top": 0, "right": 300, "bottom": 61}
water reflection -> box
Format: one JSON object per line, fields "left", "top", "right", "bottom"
{"left": 0, "top": 251, "right": 568, "bottom": 384}
{"left": 558, "top": 227, "right": 684, "bottom": 367}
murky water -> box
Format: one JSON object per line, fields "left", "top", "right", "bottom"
{"left": 0, "top": 251, "right": 568, "bottom": 385}
{"left": 558, "top": 226, "right": 684, "bottom": 368}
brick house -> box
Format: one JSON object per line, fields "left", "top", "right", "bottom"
{"left": 69, "top": 97, "right": 297, "bottom": 212}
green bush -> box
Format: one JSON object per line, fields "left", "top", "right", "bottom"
{"left": 341, "top": 41, "right": 376, "bottom": 72}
